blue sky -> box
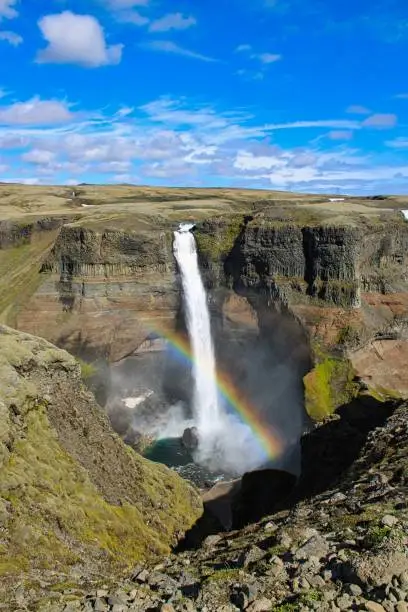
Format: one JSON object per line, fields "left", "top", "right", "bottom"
{"left": 0, "top": 0, "right": 407, "bottom": 194}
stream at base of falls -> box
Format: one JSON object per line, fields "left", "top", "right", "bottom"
{"left": 144, "top": 438, "right": 230, "bottom": 488}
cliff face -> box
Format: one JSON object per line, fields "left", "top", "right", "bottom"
{"left": 0, "top": 325, "right": 202, "bottom": 584}
{"left": 195, "top": 215, "right": 408, "bottom": 404}
{"left": 197, "top": 216, "right": 408, "bottom": 310}
{"left": 234, "top": 223, "right": 361, "bottom": 307}
{"left": 0, "top": 218, "right": 66, "bottom": 328}
{"left": 16, "top": 224, "right": 178, "bottom": 361}
{"left": 3, "top": 211, "right": 408, "bottom": 406}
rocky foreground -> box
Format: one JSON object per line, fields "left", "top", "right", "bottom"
{"left": 4, "top": 376, "right": 407, "bottom": 610}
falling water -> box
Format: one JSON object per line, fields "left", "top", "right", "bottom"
{"left": 173, "top": 224, "right": 221, "bottom": 440}
{"left": 173, "top": 223, "right": 272, "bottom": 475}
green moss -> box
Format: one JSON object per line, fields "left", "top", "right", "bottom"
{"left": 194, "top": 215, "right": 245, "bottom": 261}
{"left": 0, "top": 402, "right": 179, "bottom": 577}
{"left": 76, "top": 357, "right": 97, "bottom": 381}
{"left": 48, "top": 582, "right": 80, "bottom": 592}
{"left": 268, "top": 544, "right": 286, "bottom": 556}
{"left": 206, "top": 568, "right": 242, "bottom": 583}
{"left": 365, "top": 526, "right": 391, "bottom": 548}
{"left": 329, "top": 507, "right": 378, "bottom": 531}
{"left": 299, "top": 589, "right": 323, "bottom": 604}
{"left": 272, "top": 590, "right": 322, "bottom": 612}
{"left": 335, "top": 324, "right": 361, "bottom": 347}
{"left": 372, "top": 386, "right": 405, "bottom": 400}
{"left": 303, "top": 356, "right": 359, "bottom": 420}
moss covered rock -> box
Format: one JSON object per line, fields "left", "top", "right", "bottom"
{"left": 0, "top": 325, "right": 202, "bottom": 582}
{"left": 194, "top": 215, "right": 245, "bottom": 263}
{"left": 303, "top": 356, "right": 359, "bottom": 421}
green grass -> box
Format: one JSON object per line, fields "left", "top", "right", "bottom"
{"left": 272, "top": 590, "right": 323, "bottom": 612}
{"left": 303, "top": 356, "right": 359, "bottom": 420}
{"left": 0, "top": 399, "right": 199, "bottom": 577}
{"left": 194, "top": 215, "right": 245, "bottom": 261}
{"left": 329, "top": 507, "right": 378, "bottom": 531}
{"left": 0, "top": 231, "right": 57, "bottom": 326}
{"left": 206, "top": 568, "right": 242, "bottom": 583}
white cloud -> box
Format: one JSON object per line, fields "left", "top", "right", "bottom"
{"left": 236, "top": 44, "right": 252, "bottom": 52}
{"left": 0, "top": 97, "right": 74, "bottom": 125}
{"left": 0, "top": 177, "right": 42, "bottom": 185}
{"left": 395, "top": 93, "right": 408, "bottom": 99}
{"left": 97, "top": 160, "right": 133, "bottom": 172}
{"left": 232, "top": 146, "right": 408, "bottom": 188}
{"left": 1, "top": 94, "right": 408, "bottom": 194}
{"left": 386, "top": 137, "right": 408, "bottom": 149}
{"left": 266, "top": 119, "right": 359, "bottom": 130}
{"left": 101, "top": 0, "right": 149, "bottom": 25}
{"left": 103, "top": 0, "right": 149, "bottom": 7}
{"left": 0, "top": 30, "right": 22, "bottom": 45}
{"left": 140, "top": 98, "right": 230, "bottom": 128}
{"left": 115, "top": 10, "right": 149, "bottom": 25}
{"left": 142, "top": 40, "right": 216, "bottom": 62}
{"left": 37, "top": 12, "right": 123, "bottom": 67}
{"left": 235, "top": 44, "right": 281, "bottom": 64}
{"left": 362, "top": 113, "right": 398, "bottom": 129}
{"left": 236, "top": 68, "right": 264, "bottom": 81}
{"left": 0, "top": 134, "right": 27, "bottom": 148}
{"left": 346, "top": 105, "right": 371, "bottom": 115}
{"left": 149, "top": 12, "right": 196, "bottom": 32}
{"left": 22, "top": 149, "right": 56, "bottom": 164}
{"left": 253, "top": 52, "right": 281, "bottom": 64}
{"left": 328, "top": 130, "right": 354, "bottom": 140}
{"left": 0, "top": 0, "right": 18, "bottom": 21}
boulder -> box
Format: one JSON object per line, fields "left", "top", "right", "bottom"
{"left": 233, "top": 468, "right": 297, "bottom": 526}
{"left": 182, "top": 426, "right": 200, "bottom": 450}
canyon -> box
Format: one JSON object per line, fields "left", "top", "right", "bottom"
{"left": 0, "top": 183, "right": 408, "bottom": 610}
{"left": 2, "top": 184, "right": 408, "bottom": 409}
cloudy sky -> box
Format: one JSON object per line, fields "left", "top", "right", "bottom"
{"left": 0, "top": 0, "right": 407, "bottom": 193}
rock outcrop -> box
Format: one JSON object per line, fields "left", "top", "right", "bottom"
{"left": 0, "top": 326, "right": 202, "bottom": 593}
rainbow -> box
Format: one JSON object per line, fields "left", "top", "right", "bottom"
{"left": 147, "top": 325, "right": 284, "bottom": 461}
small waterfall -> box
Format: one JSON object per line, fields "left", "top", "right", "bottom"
{"left": 173, "top": 224, "right": 221, "bottom": 440}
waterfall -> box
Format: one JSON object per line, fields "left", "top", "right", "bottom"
{"left": 173, "top": 223, "right": 271, "bottom": 476}
{"left": 173, "top": 224, "right": 221, "bottom": 440}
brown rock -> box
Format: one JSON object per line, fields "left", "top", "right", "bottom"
{"left": 365, "top": 603, "right": 386, "bottom": 612}
{"left": 247, "top": 597, "right": 273, "bottom": 611}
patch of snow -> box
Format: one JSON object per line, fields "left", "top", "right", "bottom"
{"left": 122, "top": 391, "right": 153, "bottom": 409}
